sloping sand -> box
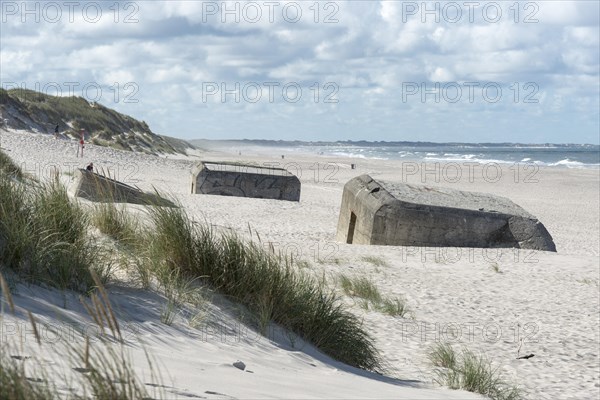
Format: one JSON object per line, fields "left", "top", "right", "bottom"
{"left": 1, "top": 129, "right": 598, "bottom": 399}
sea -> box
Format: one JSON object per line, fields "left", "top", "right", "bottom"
{"left": 225, "top": 141, "right": 600, "bottom": 169}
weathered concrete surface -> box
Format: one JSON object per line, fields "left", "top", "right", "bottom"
{"left": 74, "top": 169, "right": 173, "bottom": 206}
{"left": 191, "top": 161, "right": 301, "bottom": 201}
{"left": 336, "top": 174, "right": 556, "bottom": 251}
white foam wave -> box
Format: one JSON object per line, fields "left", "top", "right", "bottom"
{"left": 548, "top": 159, "right": 600, "bottom": 169}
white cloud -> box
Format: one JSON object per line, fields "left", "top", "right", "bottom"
{"left": 538, "top": 1, "right": 599, "bottom": 25}
{"left": 564, "top": 26, "right": 600, "bottom": 47}
{"left": 0, "top": 0, "right": 597, "bottom": 143}
{"left": 429, "top": 67, "right": 454, "bottom": 82}
{"left": 99, "top": 70, "right": 135, "bottom": 86}
{"left": 562, "top": 49, "right": 599, "bottom": 74}
{"left": 0, "top": 50, "right": 34, "bottom": 77}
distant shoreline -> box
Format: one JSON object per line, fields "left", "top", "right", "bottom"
{"left": 191, "top": 139, "right": 600, "bottom": 169}
{"left": 190, "top": 138, "right": 600, "bottom": 148}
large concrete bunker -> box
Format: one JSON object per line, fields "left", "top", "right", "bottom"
{"left": 74, "top": 169, "right": 173, "bottom": 206}
{"left": 191, "top": 161, "right": 301, "bottom": 201}
{"left": 336, "top": 174, "right": 556, "bottom": 251}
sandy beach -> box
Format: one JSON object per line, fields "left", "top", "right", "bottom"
{"left": 1, "top": 129, "right": 599, "bottom": 399}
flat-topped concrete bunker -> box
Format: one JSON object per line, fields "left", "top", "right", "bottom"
{"left": 191, "top": 161, "right": 301, "bottom": 201}
{"left": 336, "top": 174, "right": 556, "bottom": 251}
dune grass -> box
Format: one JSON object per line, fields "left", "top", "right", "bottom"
{"left": 429, "top": 343, "right": 521, "bottom": 400}
{"left": 361, "top": 256, "right": 388, "bottom": 267}
{"left": 429, "top": 342, "right": 457, "bottom": 369}
{"left": 1, "top": 271, "right": 163, "bottom": 400}
{"left": 376, "top": 297, "right": 412, "bottom": 318}
{"left": 0, "top": 149, "right": 23, "bottom": 180}
{"left": 90, "top": 198, "right": 208, "bottom": 326}
{"left": 340, "top": 274, "right": 383, "bottom": 303}
{"left": 490, "top": 262, "right": 502, "bottom": 273}
{"left": 1, "top": 283, "right": 49, "bottom": 398}
{"left": 156, "top": 268, "right": 207, "bottom": 326}
{"left": 1, "top": 336, "right": 155, "bottom": 400}
{"left": 0, "top": 166, "right": 110, "bottom": 292}
{"left": 0, "top": 345, "right": 56, "bottom": 399}
{"left": 5, "top": 88, "right": 182, "bottom": 155}
{"left": 295, "top": 259, "right": 312, "bottom": 269}
{"left": 577, "top": 278, "right": 599, "bottom": 286}
{"left": 143, "top": 204, "right": 384, "bottom": 372}
{"left": 92, "top": 202, "right": 139, "bottom": 246}
{"left": 69, "top": 339, "right": 153, "bottom": 399}
{"left": 339, "top": 274, "right": 412, "bottom": 318}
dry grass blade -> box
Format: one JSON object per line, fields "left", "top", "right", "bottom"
{"left": 90, "top": 268, "right": 121, "bottom": 340}
{"left": 80, "top": 294, "right": 104, "bottom": 335}
{"left": 84, "top": 336, "right": 90, "bottom": 369}
{"left": 91, "top": 293, "right": 110, "bottom": 336}
{"left": 0, "top": 273, "right": 15, "bottom": 314}
{"left": 27, "top": 311, "right": 41, "bottom": 346}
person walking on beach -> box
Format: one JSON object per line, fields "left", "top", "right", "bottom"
{"left": 77, "top": 129, "right": 85, "bottom": 157}
{"left": 54, "top": 124, "right": 59, "bottom": 139}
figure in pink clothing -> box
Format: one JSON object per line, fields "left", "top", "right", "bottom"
{"left": 77, "top": 129, "right": 85, "bottom": 157}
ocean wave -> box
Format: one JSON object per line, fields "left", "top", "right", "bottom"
{"left": 424, "top": 155, "right": 512, "bottom": 164}
{"left": 329, "top": 151, "right": 389, "bottom": 160}
{"left": 548, "top": 159, "right": 600, "bottom": 169}
{"left": 283, "top": 145, "right": 599, "bottom": 168}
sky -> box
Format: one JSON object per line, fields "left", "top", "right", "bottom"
{"left": 1, "top": 0, "right": 599, "bottom": 144}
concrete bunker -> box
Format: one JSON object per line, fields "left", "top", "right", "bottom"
{"left": 73, "top": 169, "right": 173, "bottom": 206}
{"left": 336, "top": 174, "right": 556, "bottom": 251}
{"left": 191, "top": 161, "right": 301, "bottom": 201}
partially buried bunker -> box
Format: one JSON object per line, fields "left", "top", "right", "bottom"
{"left": 74, "top": 169, "right": 174, "bottom": 206}
{"left": 191, "top": 161, "right": 301, "bottom": 201}
{"left": 336, "top": 174, "right": 556, "bottom": 251}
